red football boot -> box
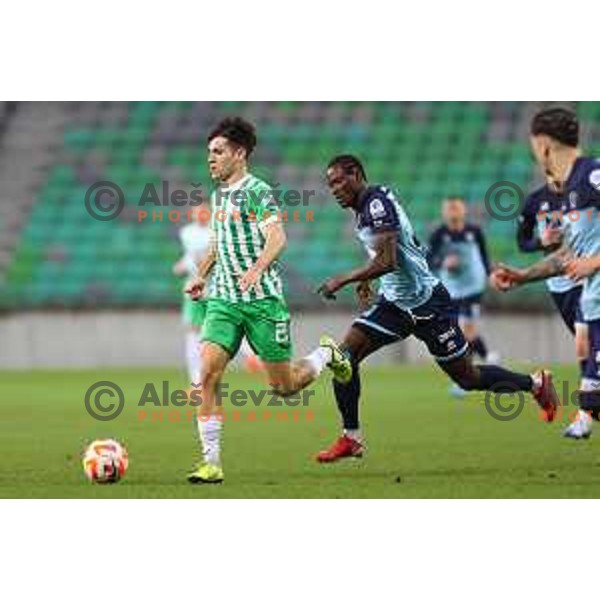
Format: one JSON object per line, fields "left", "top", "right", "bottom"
{"left": 316, "top": 435, "right": 364, "bottom": 463}
{"left": 532, "top": 370, "right": 558, "bottom": 422}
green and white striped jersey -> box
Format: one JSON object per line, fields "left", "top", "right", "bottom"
{"left": 208, "top": 173, "right": 284, "bottom": 303}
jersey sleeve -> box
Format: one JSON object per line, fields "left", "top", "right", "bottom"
{"left": 362, "top": 189, "right": 400, "bottom": 233}
{"left": 427, "top": 227, "right": 445, "bottom": 270}
{"left": 472, "top": 226, "right": 491, "bottom": 274}
{"left": 247, "top": 181, "right": 279, "bottom": 234}
{"left": 581, "top": 161, "right": 600, "bottom": 208}
{"left": 517, "top": 194, "right": 543, "bottom": 253}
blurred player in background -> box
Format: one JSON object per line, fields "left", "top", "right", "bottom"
{"left": 428, "top": 198, "right": 496, "bottom": 397}
{"left": 315, "top": 155, "right": 558, "bottom": 462}
{"left": 491, "top": 108, "right": 600, "bottom": 439}
{"left": 185, "top": 118, "right": 350, "bottom": 483}
{"left": 173, "top": 206, "right": 212, "bottom": 387}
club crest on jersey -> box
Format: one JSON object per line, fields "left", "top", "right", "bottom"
{"left": 369, "top": 198, "right": 386, "bottom": 219}
{"left": 540, "top": 201, "right": 550, "bottom": 212}
{"left": 589, "top": 169, "right": 600, "bottom": 191}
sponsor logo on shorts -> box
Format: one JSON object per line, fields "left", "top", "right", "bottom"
{"left": 438, "top": 327, "right": 456, "bottom": 344}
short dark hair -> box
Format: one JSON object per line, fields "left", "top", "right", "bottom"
{"left": 327, "top": 154, "right": 367, "bottom": 181}
{"left": 531, "top": 107, "right": 579, "bottom": 147}
{"left": 208, "top": 117, "right": 257, "bottom": 157}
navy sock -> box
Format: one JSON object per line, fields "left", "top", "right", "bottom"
{"left": 579, "top": 391, "right": 600, "bottom": 421}
{"left": 477, "top": 365, "right": 533, "bottom": 392}
{"left": 471, "top": 336, "right": 488, "bottom": 359}
{"left": 332, "top": 363, "right": 361, "bottom": 431}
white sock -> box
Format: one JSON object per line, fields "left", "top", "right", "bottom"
{"left": 186, "top": 331, "right": 201, "bottom": 385}
{"left": 531, "top": 372, "right": 543, "bottom": 391}
{"left": 197, "top": 415, "right": 222, "bottom": 466}
{"left": 303, "top": 347, "right": 331, "bottom": 376}
{"left": 344, "top": 429, "right": 362, "bottom": 442}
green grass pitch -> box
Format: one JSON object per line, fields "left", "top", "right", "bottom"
{"left": 1, "top": 363, "right": 599, "bottom": 498}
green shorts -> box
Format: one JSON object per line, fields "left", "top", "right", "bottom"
{"left": 201, "top": 297, "right": 292, "bottom": 363}
{"left": 182, "top": 296, "right": 207, "bottom": 328}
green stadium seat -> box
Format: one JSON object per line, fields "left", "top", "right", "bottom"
{"left": 5, "top": 101, "right": 595, "bottom": 311}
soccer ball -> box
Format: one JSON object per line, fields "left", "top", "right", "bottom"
{"left": 82, "top": 439, "right": 128, "bottom": 484}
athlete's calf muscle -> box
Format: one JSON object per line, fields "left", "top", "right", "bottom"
{"left": 438, "top": 355, "right": 481, "bottom": 390}
{"left": 263, "top": 360, "right": 314, "bottom": 397}
{"left": 199, "top": 342, "right": 230, "bottom": 412}
{"left": 340, "top": 325, "right": 386, "bottom": 364}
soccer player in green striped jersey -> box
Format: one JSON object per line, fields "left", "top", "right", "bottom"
{"left": 185, "top": 117, "right": 351, "bottom": 483}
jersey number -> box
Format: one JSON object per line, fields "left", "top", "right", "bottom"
{"left": 275, "top": 321, "right": 290, "bottom": 345}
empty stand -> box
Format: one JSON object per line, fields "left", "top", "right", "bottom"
{"left": 1, "top": 101, "right": 595, "bottom": 310}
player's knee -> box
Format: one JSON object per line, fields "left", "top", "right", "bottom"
{"left": 201, "top": 368, "right": 223, "bottom": 390}
{"left": 200, "top": 355, "right": 226, "bottom": 389}
{"left": 575, "top": 342, "right": 589, "bottom": 362}
{"left": 576, "top": 350, "right": 589, "bottom": 363}
{"left": 575, "top": 326, "right": 589, "bottom": 361}
{"left": 447, "top": 366, "right": 480, "bottom": 391}
{"left": 455, "top": 374, "right": 479, "bottom": 391}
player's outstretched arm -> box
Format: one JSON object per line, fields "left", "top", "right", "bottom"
{"left": 185, "top": 242, "right": 217, "bottom": 299}
{"left": 518, "top": 245, "right": 572, "bottom": 283}
{"left": 197, "top": 241, "right": 217, "bottom": 279}
{"left": 490, "top": 245, "right": 572, "bottom": 292}
{"left": 317, "top": 231, "right": 397, "bottom": 299}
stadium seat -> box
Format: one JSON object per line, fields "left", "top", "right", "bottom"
{"left": 4, "top": 101, "right": 595, "bottom": 310}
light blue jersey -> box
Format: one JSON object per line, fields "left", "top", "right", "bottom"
{"left": 556, "top": 157, "right": 600, "bottom": 322}
{"left": 355, "top": 186, "right": 439, "bottom": 311}
{"left": 518, "top": 188, "right": 580, "bottom": 294}
{"left": 428, "top": 224, "right": 490, "bottom": 300}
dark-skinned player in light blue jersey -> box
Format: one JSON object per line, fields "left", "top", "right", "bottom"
{"left": 429, "top": 197, "right": 498, "bottom": 397}
{"left": 314, "top": 155, "right": 559, "bottom": 462}
{"left": 491, "top": 107, "right": 600, "bottom": 439}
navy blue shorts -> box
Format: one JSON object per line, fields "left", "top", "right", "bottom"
{"left": 583, "top": 319, "right": 600, "bottom": 385}
{"left": 354, "top": 284, "right": 470, "bottom": 363}
{"left": 550, "top": 287, "right": 584, "bottom": 335}
{"left": 452, "top": 293, "right": 482, "bottom": 322}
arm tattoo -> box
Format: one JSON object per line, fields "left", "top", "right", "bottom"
{"left": 522, "top": 246, "right": 570, "bottom": 282}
